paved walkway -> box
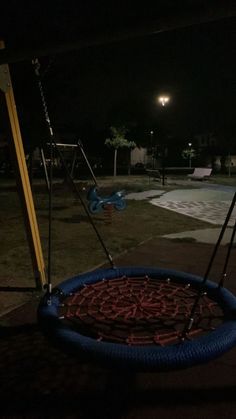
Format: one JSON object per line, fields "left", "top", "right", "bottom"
{"left": 150, "top": 187, "right": 236, "bottom": 226}
{"left": 126, "top": 186, "right": 236, "bottom": 243}
{"left": 162, "top": 227, "right": 234, "bottom": 244}
{"left": 125, "top": 189, "right": 164, "bottom": 200}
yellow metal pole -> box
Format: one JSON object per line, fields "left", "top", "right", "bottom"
{"left": 0, "top": 40, "right": 46, "bottom": 288}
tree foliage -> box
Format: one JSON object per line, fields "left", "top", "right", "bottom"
{"left": 105, "top": 126, "right": 136, "bottom": 150}
{"left": 105, "top": 126, "right": 136, "bottom": 176}
{"left": 181, "top": 147, "right": 197, "bottom": 160}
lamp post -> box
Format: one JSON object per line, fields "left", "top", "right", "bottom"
{"left": 157, "top": 94, "right": 170, "bottom": 185}
{"left": 188, "top": 142, "right": 192, "bottom": 168}
{"left": 150, "top": 130, "right": 154, "bottom": 168}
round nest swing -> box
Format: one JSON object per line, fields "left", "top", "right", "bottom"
{"left": 38, "top": 266, "right": 236, "bottom": 372}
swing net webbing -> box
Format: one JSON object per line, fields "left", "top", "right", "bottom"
{"left": 59, "top": 275, "right": 224, "bottom": 346}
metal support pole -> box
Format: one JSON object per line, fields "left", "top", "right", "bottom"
{"left": 0, "top": 40, "right": 46, "bottom": 289}
{"left": 77, "top": 139, "right": 98, "bottom": 186}
{"left": 40, "top": 147, "right": 50, "bottom": 191}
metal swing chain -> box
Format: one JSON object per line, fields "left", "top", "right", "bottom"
{"left": 32, "top": 59, "right": 114, "bottom": 278}
{"left": 32, "top": 59, "right": 54, "bottom": 137}
{"left": 52, "top": 144, "right": 115, "bottom": 267}
{"left": 32, "top": 58, "right": 54, "bottom": 295}
{"left": 218, "top": 215, "right": 236, "bottom": 287}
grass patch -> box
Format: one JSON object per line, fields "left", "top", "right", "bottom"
{"left": 209, "top": 175, "right": 236, "bottom": 186}
{"left": 0, "top": 179, "right": 212, "bottom": 289}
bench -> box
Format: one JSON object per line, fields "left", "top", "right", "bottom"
{"left": 187, "top": 168, "right": 212, "bottom": 181}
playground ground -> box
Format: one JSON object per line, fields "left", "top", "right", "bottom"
{"left": 0, "top": 175, "right": 236, "bottom": 418}
{"left": 0, "top": 237, "right": 236, "bottom": 418}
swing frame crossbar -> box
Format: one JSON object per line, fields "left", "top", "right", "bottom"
{"left": 44, "top": 140, "right": 98, "bottom": 186}
{"left": 47, "top": 142, "right": 77, "bottom": 148}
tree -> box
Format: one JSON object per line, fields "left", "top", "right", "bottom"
{"left": 181, "top": 146, "right": 197, "bottom": 168}
{"left": 105, "top": 126, "right": 136, "bottom": 176}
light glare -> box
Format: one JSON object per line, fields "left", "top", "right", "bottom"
{"left": 158, "top": 96, "right": 170, "bottom": 106}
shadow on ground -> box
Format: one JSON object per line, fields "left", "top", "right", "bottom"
{"left": 0, "top": 239, "right": 236, "bottom": 417}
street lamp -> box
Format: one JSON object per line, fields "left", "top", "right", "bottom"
{"left": 188, "top": 142, "right": 192, "bottom": 168}
{"left": 157, "top": 95, "right": 170, "bottom": 185}
{"left": 158, "top": 95, "right": 170, "bottom": 107}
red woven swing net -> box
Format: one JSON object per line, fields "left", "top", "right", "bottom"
{"left": 59, "top": 275, "right": 224, "bottom": 346}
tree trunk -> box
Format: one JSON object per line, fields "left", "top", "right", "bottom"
{"left": 113, "top": 148, "right": 117, "bottom": 176}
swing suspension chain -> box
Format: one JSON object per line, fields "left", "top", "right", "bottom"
{"left": 182, "top": 192, "right": 236, "bottom": 339}
{"left": 39, "top": 80, "right": 53, "bottom": 135}
{"left": 33, "top": 60, "right": 54, "bottom": 136}
{"left": 218, "top": 216, "right": 236, "bottom": 287}
{"left": 32, "top": 59, "right": 115, "bottom": 284}
{"left": 55, "top": 144, "right": 114, "bottom": 268}
{"left": 32, "top": 59, "right": 53, "bottom": 293}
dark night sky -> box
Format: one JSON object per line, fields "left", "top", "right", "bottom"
{"left": 0, "top": 2, "right": 236, "bottom": 149}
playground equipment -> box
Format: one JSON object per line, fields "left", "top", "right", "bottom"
{"left": 0, "top": 41, "right": 46, "bottom": 288}
{"left": 32, "top": 57, "right": 236, "bottom": 372}
{"left": 87, "top": 186, "right": 126, "bottom": 214}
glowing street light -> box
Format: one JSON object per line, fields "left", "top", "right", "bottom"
{"left": 158, "top": 95, "right": 170, "bottom": 107}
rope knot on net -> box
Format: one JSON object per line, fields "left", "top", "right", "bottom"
{"left": 39, "top": 267, "right": 236, "bottom": 371}
{"left": 58, "top": 274, "right": 224, "bottom": 347}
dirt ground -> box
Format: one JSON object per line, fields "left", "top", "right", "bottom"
{"left": 0, "top": 178, "right": 212, "bottom": 317}
{"left": 1, "top": 237, "right": 236, "bottom": 418}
